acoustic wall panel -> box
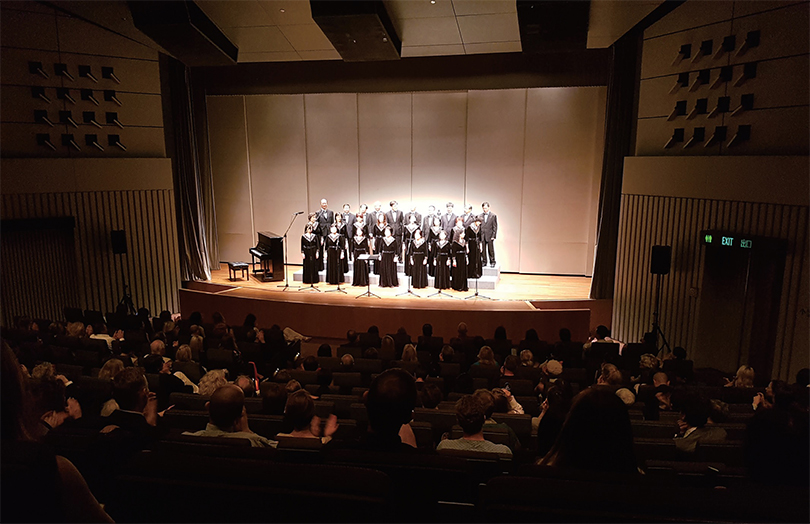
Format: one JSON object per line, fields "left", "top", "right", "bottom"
{"left": 465, "top": 89, "right": 527, "bottom": 272}
{"left": 245, "top": 95, "right": 309, "bottom": 238}
{"left": 0, "top": 9, "right": 59, "bottom": 51}
{"left": 411, "top": 92, "right": 467, "bottom": 209}
{"left": 207, "top": 96, "right": 254, "bottom": 263}
{"left": 521, "top": 87, "right": 606, "bottom": 274}
{"left": 304, "top": 93, "right": 359, "bottom": 213}
{"left": 358, "top": 93, "right": 412, "bottom": 207}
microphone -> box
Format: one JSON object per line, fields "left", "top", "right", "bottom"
{"left": 294, "top": 211, "right": 304, "bottom": 215}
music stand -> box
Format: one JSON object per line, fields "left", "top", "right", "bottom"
{"left": 396, "top": 271, "right": 420, "bottom": 298}
{"left": 278, "top": 212, "right": 301, "bottom": 291}
{"left": 464, "top": 275, "right": 492, "bottom": 300}
{"left": 356, "top": 254, "right": 381, "bottom": 299}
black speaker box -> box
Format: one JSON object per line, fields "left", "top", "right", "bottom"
{"left": 650, "top": 245, "right": 671, "bottom": 275}
{"left": 111, "top": 230, "right": 127, "bottom": 255}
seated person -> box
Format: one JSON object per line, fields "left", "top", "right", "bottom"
{"left": 261, "top": 382, "right": 287, "bottom": 415}
{"left": 674, "top": 395, "right": 727, "bottom": 453}
{"left": 418, "top": 383, "right": 443, "bottom": 409}
{"left": 183, "top": 384, "right": 277, "bottom": 448}
{"left": 662, "top": 346, "right": 693, "bottom": 385}
{"left": 275, "top": 390, "right": 338, "bottom": 444}
{"left": 100, "top": 367, "right": 166, "bottom": 445}
{"left": 142, "top": 354, "right": 194, "bottom": 409}
{"left": 473, "top": 389, "right": 521, "bottom": 451}
{"left": 437, "top": 395, "right": 512, "bottom": 458}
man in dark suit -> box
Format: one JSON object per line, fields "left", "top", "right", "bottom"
{"left": 405, "top": 204, "right": 422, "bottom": 233}
{"left": 385, "top": 200, "right": 404, "bottom": 245}
{"left": 369, "top": 201, "right": 384, "bottom": 229}
{"left": 441, "top": 202, "right": 457, "bottom": 237}
{"left": 462, "top": 205, "right": 475, "bottom": 228}
{"left": 316, "top": 199, "right": 334, "bottom": 238}
{"left": 422, "top": 205, "right": 437, "bottom": 233}
{"left": 341, "top": 203, "right": 355, "bottom": 236}
{"left": 480, "top": 201, "right": 498, "bottom": 267}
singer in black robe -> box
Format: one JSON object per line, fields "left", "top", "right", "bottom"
{"left": 402, "top": 219, "right": 420, "bottom": 275}
{"left": 371, "top": 218, "right": 388, "bottom": 275}
{"left": 379, "top": 230, "right": 399, "bottom": 288}
{"left": 408, "top": 232, "right": 429, "bottom": 289}
{"left": 351, "top": 233, "right": 370, "bottom": 287}
{"left": 325, "top": 229, "right": 346, "bottom": 285}
{"left": 433, "top": 234, "right": 452, "bottom": 290}
{"left": 466, "top": 218, "right": 484, "bottom": 279}
{"left": 334, "top": 216, "right": 350, "bottom": 273}
{"left": 451, "top": 236, "right": 469, "bottom": 291}
{"left": 301, "top": 227, "right": 320, "bottom": 285}
{"left": 427, "top": 220, "right": 444, "bottom": 277}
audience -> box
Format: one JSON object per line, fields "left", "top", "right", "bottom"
{"left": 199, "top": 369, "right": 229, "bottom": 396}
{"left": 260, "top": 382, "right": 288, "bottom": 415}
{"left": 725, "top": 365, "right": 755, "bottom": 388}
{"left": 674, "top": 395, "right": 728, "bottom": 453}
{"left": 183, "top": 384, "right": 277, "bottom": 447}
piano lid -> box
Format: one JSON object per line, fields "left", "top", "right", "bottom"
{"left": 257, "top": 231, "right": 281, "bottom": 240}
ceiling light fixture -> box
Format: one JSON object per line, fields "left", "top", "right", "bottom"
{"left": 430, "top": 0, "right": 436, "bottom": 4}
{"left": 279, "top": 8, "right": 285, "bottom": 13}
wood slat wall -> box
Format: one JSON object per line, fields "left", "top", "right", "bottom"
{"left": 0, "top": 190, "right": 180, "bottom": 326}
{"left": 613, "top": 194, "right": 808, "bottom": 380}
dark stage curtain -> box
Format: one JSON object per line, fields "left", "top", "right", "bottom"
{"left": 163, "top": 55, "right": 217, "bottom": 281}
{"left": 589, "top": 31, "right": 641, "bottom": 299}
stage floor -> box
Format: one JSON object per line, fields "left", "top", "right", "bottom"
{"left": 208, "top": 266, "right": 592, "bottom": 302}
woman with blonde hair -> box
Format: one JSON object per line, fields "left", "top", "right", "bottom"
{"left": 97, "top": 359, "right": 124, "bottom": 381}
{"left": 401, "top": 344, "right": 418, "bottom": 363}
{"left": 198, "top": 369, "right": 228, "bottom": 396}
{"left": 189, "top": 335, "right": 204, "bottom": 362}
{"left": 473, "top": 346, "right": 498, "bottom": 367}
{"left": 173, "top": 345, "right": 205, "bottom": 384}
{"left": 725, "top": 365, "right": 755, "bottom": 388}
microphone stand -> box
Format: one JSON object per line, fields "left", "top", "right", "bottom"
{"left": 278, "top": 212, "right": 302, "bottom": 290}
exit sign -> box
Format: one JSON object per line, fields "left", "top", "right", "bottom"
{"left": 701, "top": 230, "right": 754, "bottom": 249}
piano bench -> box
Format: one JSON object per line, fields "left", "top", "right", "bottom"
{"left": 227, "top": 261, "right": 249, "bottom": 281}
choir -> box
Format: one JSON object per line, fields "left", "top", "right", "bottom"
{"left": 301, "top": 198, "right": 497, "bottom": 290}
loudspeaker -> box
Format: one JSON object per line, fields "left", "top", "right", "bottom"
{"left": 650, "top": 245, "right": 671, "bottom": 275}
{"left": 111, "top": 230, "right": 127, "bottom": 255}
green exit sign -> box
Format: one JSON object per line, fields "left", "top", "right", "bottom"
{"left": 701, "top": 230, "right": 754, "bottom": 249}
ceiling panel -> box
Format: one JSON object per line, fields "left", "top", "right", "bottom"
{"left": 279, "top": 23, "right": 335, "bottom": 51}
{"left": 260, "top": 0, "right": 315, "bottom": 25}
{"left": 238, "top": 51, "right": 301, "bottom": 63}
{"left": 401, "top": 44, "right": 466, "bottom": 57}
{"left": 398, "top": 16, "right": 462, "bottom": 46}
{"left": 231, "top": 25, "right": 294, "bottom": 53}
{"left": 384, "top": 0, "right": 456, "bottom": 20}
{"left": 197, "top": 0, "right": 275, "bottom": 28}
{"left": 451, "top": 0, "right": 516, "bottom": 16}
{"left": 297, "top": 49, "right": 342, "bottom": 61}
{"left": 464, "top": 40, "right": 521, "bottom": 54}
{"left": 457, "top": 12, "right": 520, "bottom": 43}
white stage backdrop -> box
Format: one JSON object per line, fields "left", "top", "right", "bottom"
{"left": 207, "top": 87, "right": 606, "bottom": 275}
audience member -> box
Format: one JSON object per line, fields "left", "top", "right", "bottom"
{"left": 199, "top": 369, "right": 229, "bottom": 396}
{"left": 538, "top": 387, "right": 637, "bottom": 474}
{"left": 98, "top": 359, "right": 125, "bottom": 380}
{"left": 662, "top": 346, "right": 693, "bottom": 385}
{"left": 339, "top": 353, "right": 355, "bottom": 372}
{"left": 315, "top": 368, "right": 333, "bottom": 397}
{"left": 500, "top": 355, "right": 519, "bottom": 378}
{"left": 380, "top": 335, "right": 396, "bottom": 361}
{"left": 596, "top": 363, "right": 623, "bottom": 387}
{"left": 233, "top": 375, "right": 256, "bottom": 397}
{"left": 491, "top": 387, "right": 524, "bottom": 415}
{"left": 401, "top": 344, "right": 418, "bottom": 363}
{"left": 302, "top": 355, "right": 319, "bottom": 372}
{"left": 418, "top": 383, "right": 443, "bottom": 409}
{"left": 725, "top": 365, "right": 755, "bottom": 388}
{"left": 261, "top": 382, "right": 287, "bottom": 415}
{"left": 286, "top": 379, "right": 302, "bottom": 394}
{"left": 358, "top": 369, "right": 418, "bottom": 452}
{"left": 534, "top": 380, "right": 574, "bottom": 457}
{"left": 183, "top": 384, "right": 277, "bottom": 447}
{"left": 674, "top": 395, "right": 727, "bottom": 453}
{"left": 1, "top": 344, "right": 113, "bottom": 523}
{"left": 472, "top": 389, "right": 521, "bottom": 451}
{"left": 101, "top": 367, "right": 165, "bottom": 443}
{"left": 317, "top": 343, "right": 332, "bottom": 357}
{"left": 172, "top": 345, "right": 204, "bottom": 384}
{"left": 276, "top": 390, "right": 338, "bottom": 444}
{"left": 437, "top": 395, "right": 512, "bottom": 458}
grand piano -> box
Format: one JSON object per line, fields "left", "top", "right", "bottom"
{"left": 249, "top": 231, "right": 283, "bottom": 282}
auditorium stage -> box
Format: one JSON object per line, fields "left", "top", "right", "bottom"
{"left": 179, "top": 267, "right": 612, "bottom": 343}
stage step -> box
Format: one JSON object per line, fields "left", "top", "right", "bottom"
{"left": 292, "top": 270, "right": 500, "bottom": 289}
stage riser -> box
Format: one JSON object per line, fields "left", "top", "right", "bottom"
{"left": 293, "top": 271, "right": 500, "bottom": 289}
{"left": 336, "top": 261, "right": 500, "bottom": 277}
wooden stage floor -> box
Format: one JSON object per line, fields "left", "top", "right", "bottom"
{"left": 208, "top": 266, "right": 592, "bottom": 303}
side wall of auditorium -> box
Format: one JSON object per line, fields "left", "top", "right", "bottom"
{"left": 0, "top": 2, "right": 181, "bottom": 325}
{"left": 612, "top": 1, "right": 809, "bottom": 381}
